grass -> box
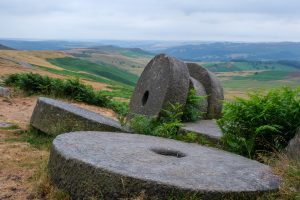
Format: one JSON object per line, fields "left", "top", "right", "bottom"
{"left": 5, "top": 127, "right": 55, "bottom": 150}
{"left": 258, "top": 155, "right": 300, "bottom": 200}
{"left": 102, "top": 85, "right": 133, "bottom": 99}
{"left": 202, "top": 61, "right": 300, "bottom": 72}
{"left": 4, "top": 73, "right": 130, "bottom": 117}
{"left": 35, "top": 64, "right": 134, "bottom": 99}
{"left": 47, "top": 57, "right": 139, "bottom": 86}
{"left": 35, "top": 64, "right": 117, "bottom": 85}
{"left": 231, "top": 71, "right": 290, "bottom": 81}
{"left": 29, "top": 154, "right": 71, "bottom": 200}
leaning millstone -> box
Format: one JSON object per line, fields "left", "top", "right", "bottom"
{"left": 189, "top": 77, "right": 208, "bottom": 115}
{"left": 49, "top": 131, "right": 280, "bottom": 199}
{"left": 179, "top": 120, "right": 223, "bottom": 145}
{"left": 187, "top": 63, "right": 224, "bottom": 119}
{"left": 129, "top": 54, "right": 190, "bottom": 118}
{"left": 0, "top": 86, "right": 10, "bottom": 97}
{"left": 286, "top": 128, "right": 300, "bottom": 160}
{"left": 30, "top": 97, "right": 124, "bottom": 135}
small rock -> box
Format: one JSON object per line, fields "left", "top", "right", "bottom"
{"left": 0, "top": 86, "right": 10, "bottom": 97}
{"left": 0, "top": 122, "right": 14, "bottom": 128}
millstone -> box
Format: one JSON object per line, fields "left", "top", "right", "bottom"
{"left": 180, "top": 120, "right": 223, "bottom": 144}
{"left": 129, "top": 54, "right": 190, "bottom": 117}
{"left": 187, "top": 63, "right": 224, "bottom": 119}
{"left": 30, "top": 97, "right": 124, "bottom": 135}
{"left": 49, "top": 131, "right": 279, "bottom": 199}
{"left": 189, "top": 77, "right": 208, "bottom": 115}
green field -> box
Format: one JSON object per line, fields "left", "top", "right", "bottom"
{"left": 202, "top": 61, "right": 299, "bottom": 72}
{"left": 199, "top": 61, "right": 300, "bottom": 98}
{"left": 231, "top": 71, "right": 290, "bottom": 81}
{"left": 43, "top": 55, "right": 300, "bottom": 100}
{"left": 48, "top": 57, "right": 139, "bottom": 86}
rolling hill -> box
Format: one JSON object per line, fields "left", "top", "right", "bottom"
{"left": 0, "top": 43, "right": 300, "bottom": 100}
{"left": 0, "top": 44, "right": 14, "bottom": 50}
{"left": 47, "top": 57, "right": 139, "bottom": 86}
{"left": 159, "top": 42, "right": 300, "bottom": 61}
{"left": 65, "top": 45, "right": 152, "bottom": 75}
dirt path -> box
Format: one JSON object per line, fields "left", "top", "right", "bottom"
{"left": 0, "top": 95, "right": 117, "bottom": 130}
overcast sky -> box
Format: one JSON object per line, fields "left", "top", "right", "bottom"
{"left": 0, "top": 0, "right": 300, "bottom": 42}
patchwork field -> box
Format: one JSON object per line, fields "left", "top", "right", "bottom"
{"left": 200, "top": 61, "right": 300, "bottom": 99}
{"left": 1, "top": 49, "right": 300, "bottom": 101}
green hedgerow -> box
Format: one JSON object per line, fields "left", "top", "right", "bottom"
{"left": 218, "top": 87, "right": 300, "bottom": 158}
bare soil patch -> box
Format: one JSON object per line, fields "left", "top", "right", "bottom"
{"left": 0, "top": 94, "right": 116, "bottom": 130}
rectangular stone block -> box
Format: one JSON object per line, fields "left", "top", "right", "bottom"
{"left": 30, "top": 97, "right": 125, "bottom": 135}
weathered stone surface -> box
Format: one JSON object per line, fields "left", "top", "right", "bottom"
{"left": 49, "top": 131, "right": 280, "bottom": 199}
{"left": 187, "top": 63, "right": 224, "bottom": 119}
{"left": 180, "top": 120, "right": 223, "bottom": 144}
{"left": 286, "top": 128, "right": 300, "bottom": 160}
{"left": 129, "top": 54, "right": 190, "bottom": 117}
{"left": 30, "top": 97, "right": 124, "bottom": 135}
{"left": 0, "top": 87, "right": 10, "bottom": 97}
{"left": 189, "top": 77, "right": 208, "bottom": 115}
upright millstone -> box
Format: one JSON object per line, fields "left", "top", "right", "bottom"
{"left": 189, "top": 77, "right": 208, "bottom": 115}
{"left": 129, "top": 54, "right": 190, "bottom": 117}
{"left": 187, "top": 63, "right": 224, "bottom": 119}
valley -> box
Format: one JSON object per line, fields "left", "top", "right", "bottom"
{"left": 1, "top": 44, "right": 300, "bottom": 100}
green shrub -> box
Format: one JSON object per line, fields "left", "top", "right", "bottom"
{"left": 182, "top": 89, "right": 206, "bottom": 122}
{"left": 5, "top": 73, "right": 111, "bottom": 110}
{"left": 218, "top": 87, "right": 300, "bottom": 158}
{"left": 108, "top": 101, "right": 128, "bottom": 116}
{"left": 130, "top": 103, "right": 183, "bottom": 139}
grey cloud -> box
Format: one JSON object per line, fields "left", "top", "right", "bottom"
{"left": 0, "top": 0, "right": 299, "bottom": 41}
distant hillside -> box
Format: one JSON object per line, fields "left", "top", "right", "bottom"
{"left": 159, "top": 42, "right": 300, "bottom": 61}
{"left": 90, "top": 45, "right": 152, "bottom": 57}
{"left": 0, "top": 40, "right": 98, "bottom": 50}
{"left": 47, "top": 57, "right": 139, "bottom": 86}
{"left": 0, "top": 44, "right": 14, "bottom": 50}
{"left": 66, "top": 46, "right": 152, "bottom": 75}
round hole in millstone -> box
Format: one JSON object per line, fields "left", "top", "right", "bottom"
{"left": 49, "top": 131, "right": 280, "bottom": 199}
{"left": 151, "top": 148, "right": 186, "bottom": 158}
{"left": 142, "top": 91, "right": 149, "bottom": 106}
{"left": 128, "top": 54, "right": 190, "bottom": 118}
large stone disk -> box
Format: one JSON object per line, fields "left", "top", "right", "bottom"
{"left": 49, "top": 131, "right": 279, "bottom": 199}
{"left": 129, "top": 54, "right": 190, "bottom": 117}
{"left": 187, "top": 63, "right": 224, "bottom": 119}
